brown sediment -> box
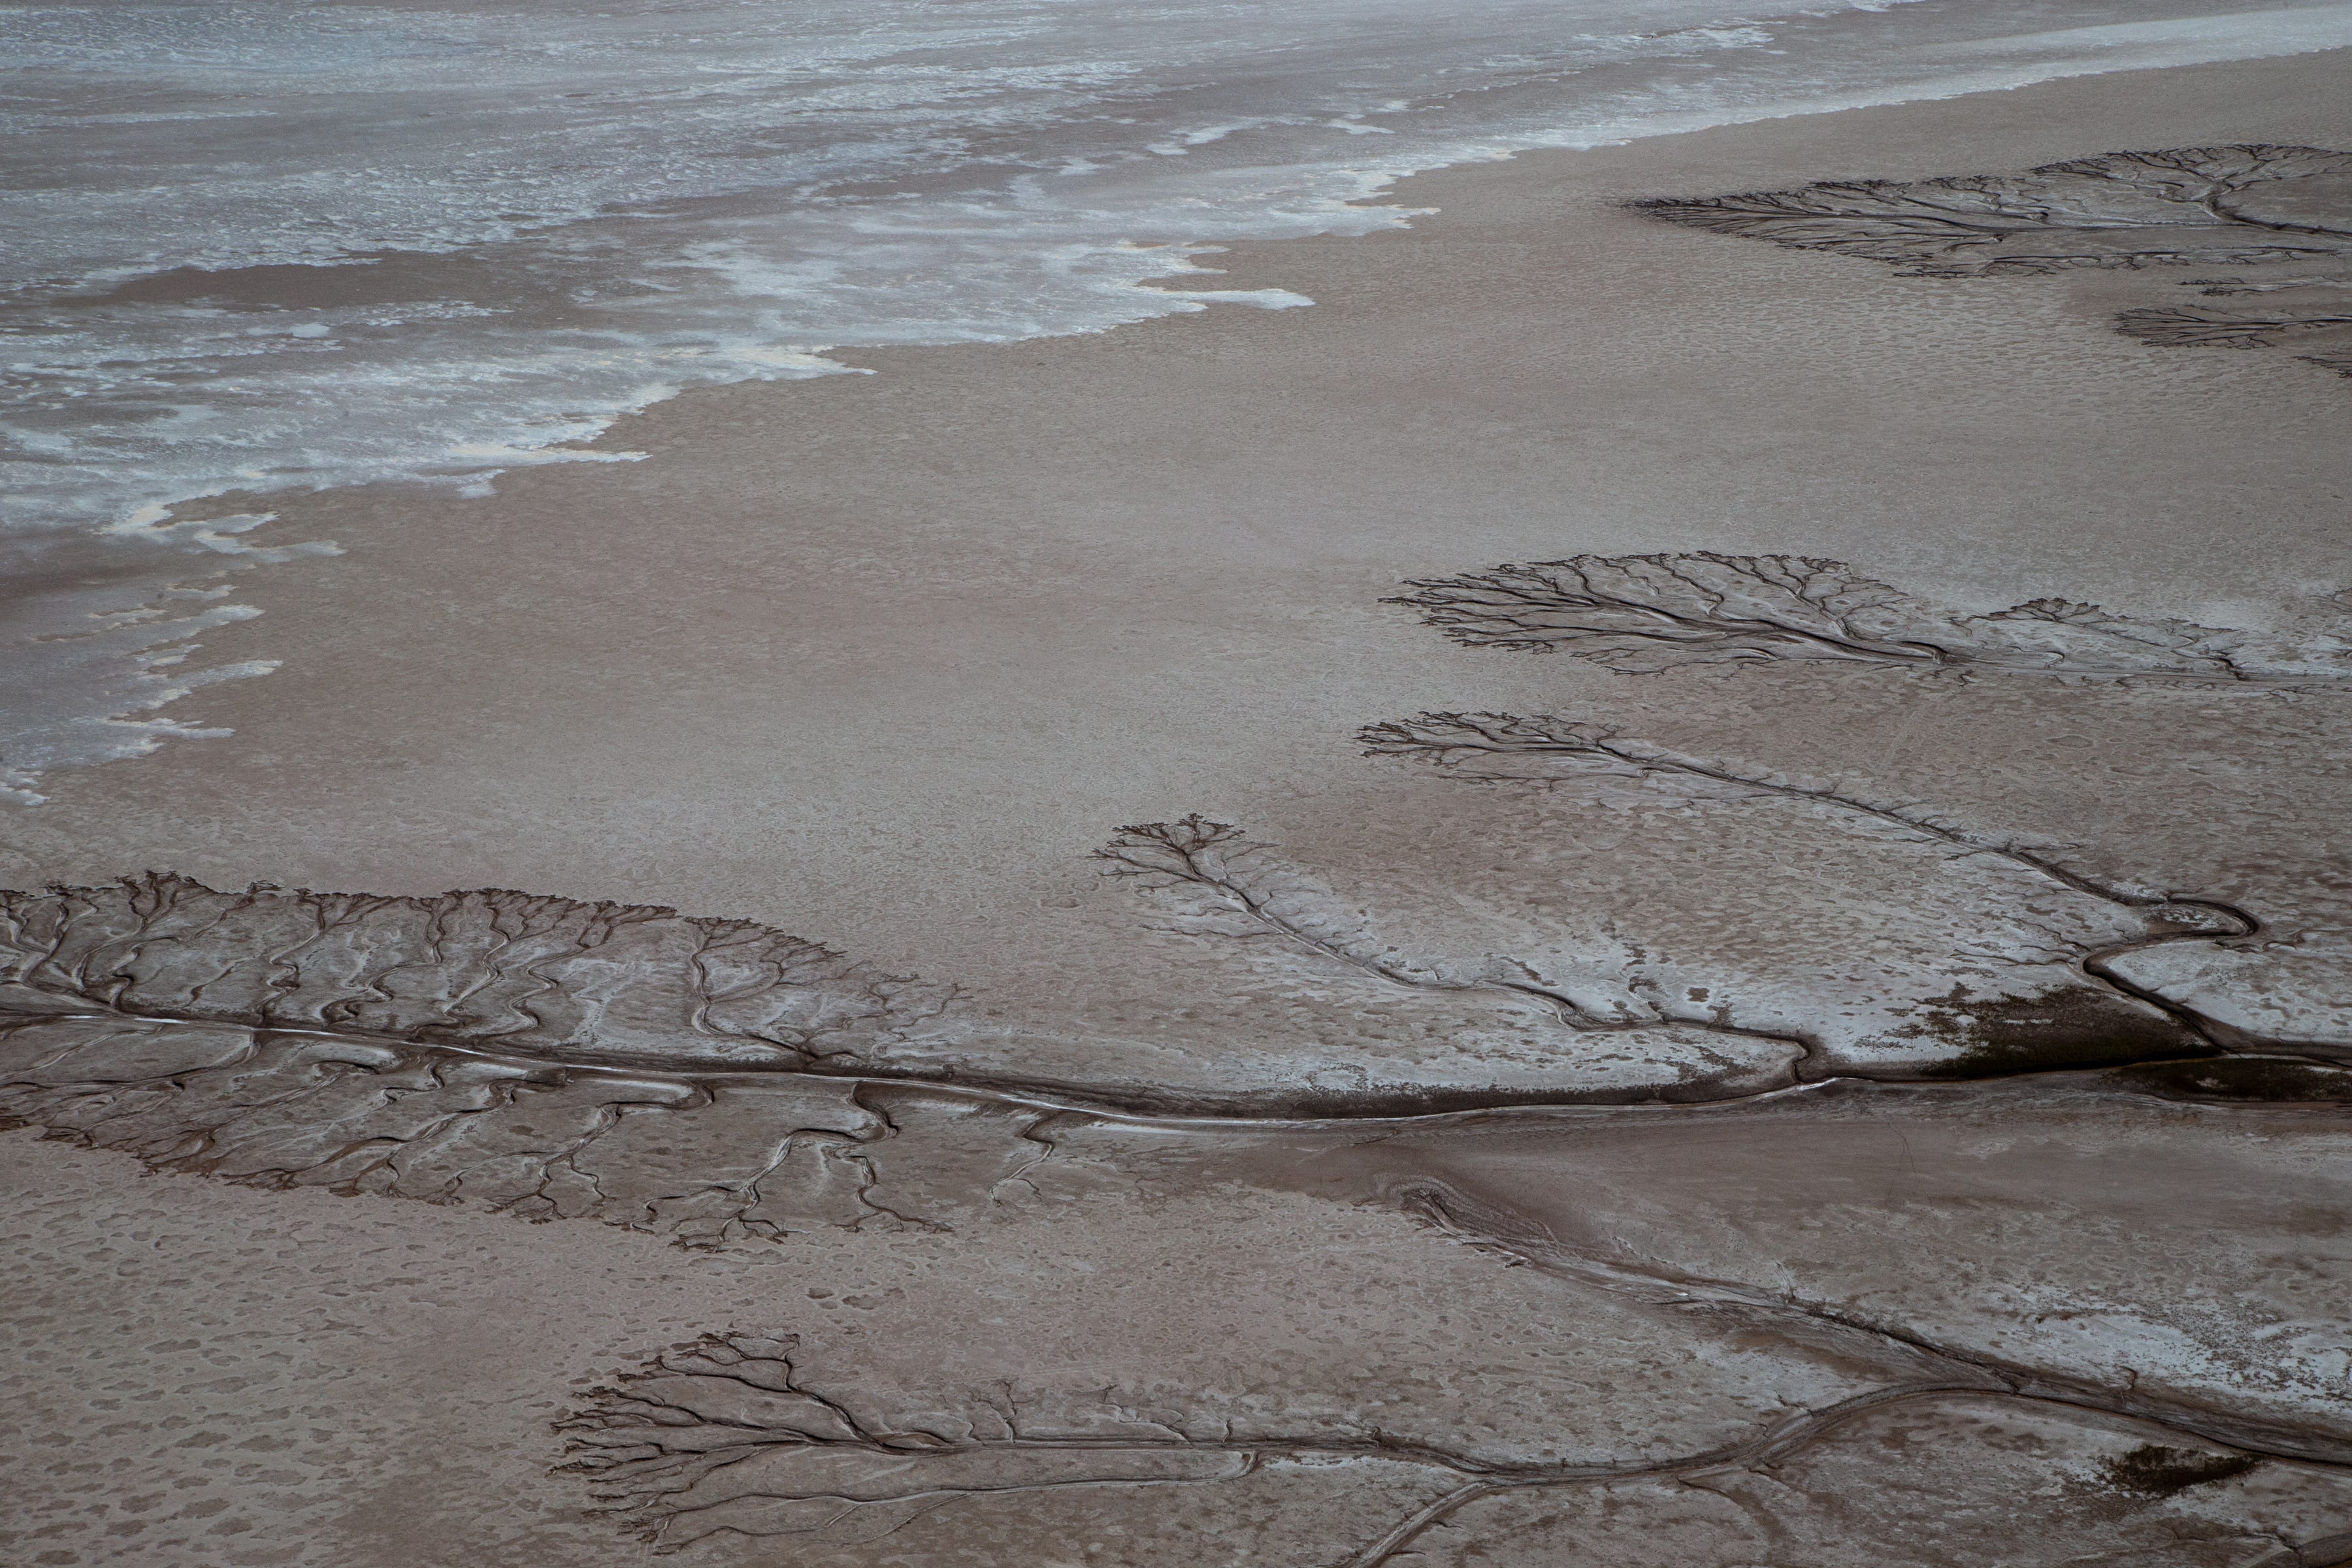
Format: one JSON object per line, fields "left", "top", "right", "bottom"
{"left": 1355, "top": 708, "right": 2334, "bottom": 1075}
{"left": 1633, "top": 147, "right": 2352, "bottom": 278}
{"left": 558, "top": 1330, "right": 2351, "bottom": 1560}
{"left": 1635, "top": 146, "right": 2352, "bottom": 384}
{"left": 2104, "top": 1443, "right": 2262, "bottom": 1496}
{"left": 2111, "top": 1055, "right": 2352, "bottom": 1103}
{"left": 10, "top": 52, "right": 2352, "bottom": 1568}
{"left": 1383, "top": 555, "right": 2352, "bottom": 682}
{"left": 1906, "top": 985, "right": 2213, "bottom": 1079}
{"left": 559, "top": 1084, "right": 2352, "bottom": 1561}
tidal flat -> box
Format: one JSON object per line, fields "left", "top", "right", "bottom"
{"left": 5, "top": 45, "right": 2352, "bottom": 1568}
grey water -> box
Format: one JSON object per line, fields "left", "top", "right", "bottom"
{"left": 4, "top": 0, "right": 2349, "bottom": 800}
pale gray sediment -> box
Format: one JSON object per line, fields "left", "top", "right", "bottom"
{"left": 5, "top": 723, "right": 2345, "bottom": 1243}
{"left": 551, "top": 1072, "right": 2352, "bottom": 1560}
{"left": 7, "top": 52, "right": 2352, "bottom": 1568}
{"left": 8, "top": 546, "right": 2352, "bottom": 1557}
{"left": 536, "top": 547, "right": 2352, "bottom": 1559}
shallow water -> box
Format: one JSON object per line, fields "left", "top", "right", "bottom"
{"left": 5, "top": 0, "right": 2351, "bottom": 799}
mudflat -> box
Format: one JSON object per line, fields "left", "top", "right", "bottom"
{"left": 5, "top": 47, "right": 2351, "bottom": 1568}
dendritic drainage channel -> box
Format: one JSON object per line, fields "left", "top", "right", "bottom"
{"left": 1388, "top": 551, "right": 2352, "bottom": 683}
{"left": 548, "top": 558, "right": 2352, "bottom": 1561}
{"left": 559, "top": 1180, "right": 2352, "bottom": 1564}
{"left": 13, "top": 547, "right": 2352, "bottom": 1562}
{"left": 1381, "top": 551, "right": 2352, "bottom": 1058}
{"left": 1636, "top": 144, "right": 2352, "bottom": 381}
{"left": 0, "top": 877, "right": 1013, "bottom": 1247}
{"left": 7, "top": 815, "right": 2347, "bottom": 1259}
{"left": 8, "top": 556, "right": 2352, "bottom": 1238}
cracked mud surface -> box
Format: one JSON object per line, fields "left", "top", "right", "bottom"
{"left": 1637, "top": 146, "right": 2352, "bottom": 383}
